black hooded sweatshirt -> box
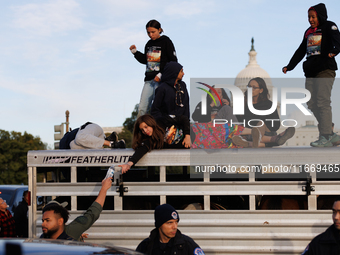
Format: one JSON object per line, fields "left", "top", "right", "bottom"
{"left": 285, "top": 3, "right": 340, "bottom": 77}
{"left": 151, "top": 61, "right": 190, "bottom": 120}
{"left": 134, "top": 35, "right": 177, "bottom": 81}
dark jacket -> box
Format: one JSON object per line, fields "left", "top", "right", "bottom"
{"left": 136, "top": 228, "right": 204, "bottom": 255}
{"left": 236, "top": 99, "right": 280, "bottom": 132}
{"left": 301, "top": 224, "right": 340, "bottom": 255}
{"left": 285, "top": 3, "right": 340, "bottom": 77}
{"left": 192, "top": 102, "right": 223, "bottom": 123}
{"left": 13, "top": 200, "right": 28, "bottom": 237}
{"left": 151, "top": 62, "right": 189, "bottom": 119}
{"left": 129, "top": 115, "right": 190, "bottom": 165}
{"left": 134, "top": 35, "right": 177, "bottom": 81}
{"left": 40, "top": 230, "right": 75, "bottom": 241}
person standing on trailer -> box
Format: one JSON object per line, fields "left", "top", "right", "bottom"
{"left": 283, "top": 3, "right": 340, "bottom": 147}
{"left": 130, "top": 20, "right": 178, "bottom": 117}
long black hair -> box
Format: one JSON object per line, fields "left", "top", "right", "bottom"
{"left": 206, "top": 86, "right": 230, "bottom": 106}
{"left": 246, "top": 77, "right": 269, "bottom": 104}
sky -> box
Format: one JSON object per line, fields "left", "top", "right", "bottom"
{"left": 1, "top": 0, "right": 340, "bottom": 148}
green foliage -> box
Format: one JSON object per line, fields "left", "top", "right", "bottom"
{"left": 117, "top": 127, "right": 132, "bottom": 148}
{"left": 0, "top": 130, "right": 46, "bottom": 184}
{"left": 119, "top": 104, "right": 139, "bottom": 148}
{"left": 123, "top": 104, "right": 138, "bottom": 133}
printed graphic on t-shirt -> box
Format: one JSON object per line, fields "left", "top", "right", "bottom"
{"left": 164, "top": 125, "right": 183, "bottom": 145}
{"left": 146, "top": 46, "right": 161, "bottom": 72}
{"left": 306, "top": 33, "right": 322, "bottom": 57}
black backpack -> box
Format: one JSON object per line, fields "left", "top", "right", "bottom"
{"left": 59, "top": 128, "right": 79, "bottom": 149}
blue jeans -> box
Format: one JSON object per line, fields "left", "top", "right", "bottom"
{"left": 137, "top": 80, "right": 159, "bottom": 117}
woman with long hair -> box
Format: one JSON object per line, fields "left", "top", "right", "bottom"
{"left": 232, "top": 77, "right": 295, "bottom": 148}
{"left": 119, "top": 114, "right": 190, "bottom": 173}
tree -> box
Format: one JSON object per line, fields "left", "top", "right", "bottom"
{"left": 0, "top": 130, "right": 46, "bottom": 184}
{"left": 123, "top": 104, "right": 138, "bottom": 133}
{"left": 117, "top": 128, "right": 133, "bottom": 148}
{"left": 119, "top": 104, "right": 139, "bottom": 148}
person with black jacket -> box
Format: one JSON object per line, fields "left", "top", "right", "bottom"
{"left": 130, "top": 20, "right": 177, "bottom": 117}
{"left": 301, "top": 200, "right": 340, "bottom": 254}
{"left": 13, "top": 191, "right": 29, "bottom": 237}
{"left": 136, "top": 204, "right": 205, "bottom": 255}
{"left": 119, "top": 114, "right": 190, "bottom": 174}
{"left": 192, "top": 86, "right": 231, "bottom": 123}
{"left": 283, "top": 3, "right": 340, "bottom": 147}
{"left": 151, "top": 61, "right": 189, "bottom": 120}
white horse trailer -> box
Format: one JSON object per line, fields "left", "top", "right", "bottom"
{"left": 27, "top": 147, "right": 340, "bottom": 254}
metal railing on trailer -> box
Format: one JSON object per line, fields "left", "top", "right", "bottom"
{"left": 27, "top": 147, "right": 340, "bottom": 255}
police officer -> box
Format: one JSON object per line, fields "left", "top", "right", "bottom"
{"left": 136, "top": 204, "right": 205, "bottom": 255}
{"left": 302, "top": 199, "right": 340, "bottom": 254}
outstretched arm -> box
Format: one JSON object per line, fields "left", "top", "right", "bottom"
{"left": 65, "top": 177, "right": 112, "bottom": 240}
{"left": 95, "top": 177, "right": 112, "bottom": 207}
{"left": 119, "top": 140, "right": 151, "bottom": 174}
{"left": 283, "top": 34, "right": 307, "bottom": 73}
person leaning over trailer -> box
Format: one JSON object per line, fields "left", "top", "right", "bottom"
{"left": 119, "top": 114, "right": 191, "bottom": 174}
{"left": 136, "top": 204, "right": 205, "bottom": 255}
{"left": 301, "top": 199, "right": 340, "bottom": 254}
{"left": 59, "top": 122, "right": 125, "bottom": 150}
{"left": 40, "top": 177, "right": 112, "bottom": 241}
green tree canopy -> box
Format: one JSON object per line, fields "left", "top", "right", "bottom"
{"left": 123, "top": 104, "right": 138, "bottom": 133}
{"left": 119, "top": 104, "right": 139, "bottom": 148}
{"left": 0, "top": 130, "right": 46, "bottom": 184}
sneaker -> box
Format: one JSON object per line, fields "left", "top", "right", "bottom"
{"left": 116, "top": 139, "right": 126, "bottom": 148}
{"left": 310, "top": 136, "right": 333, "bottom": 147}
{"left": 232, "top": 135, "right": 249, "bottom": 148}
{"left": 111, "top": 139, "right": 126, "bottom": 149}
{"left": 333, "top": 140, "right": 340, "bottom": 146}
{"left": 105, "top": 131, "right": 118, "bottom": 142}
{"left": 329, "top": 133, "right": 340, "bottom": 146}
{"left": 252, "top": 127, "right": 262, "bottom": 148}
{"left": 276, "top": 127, "right": 295, "bottom": 146}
